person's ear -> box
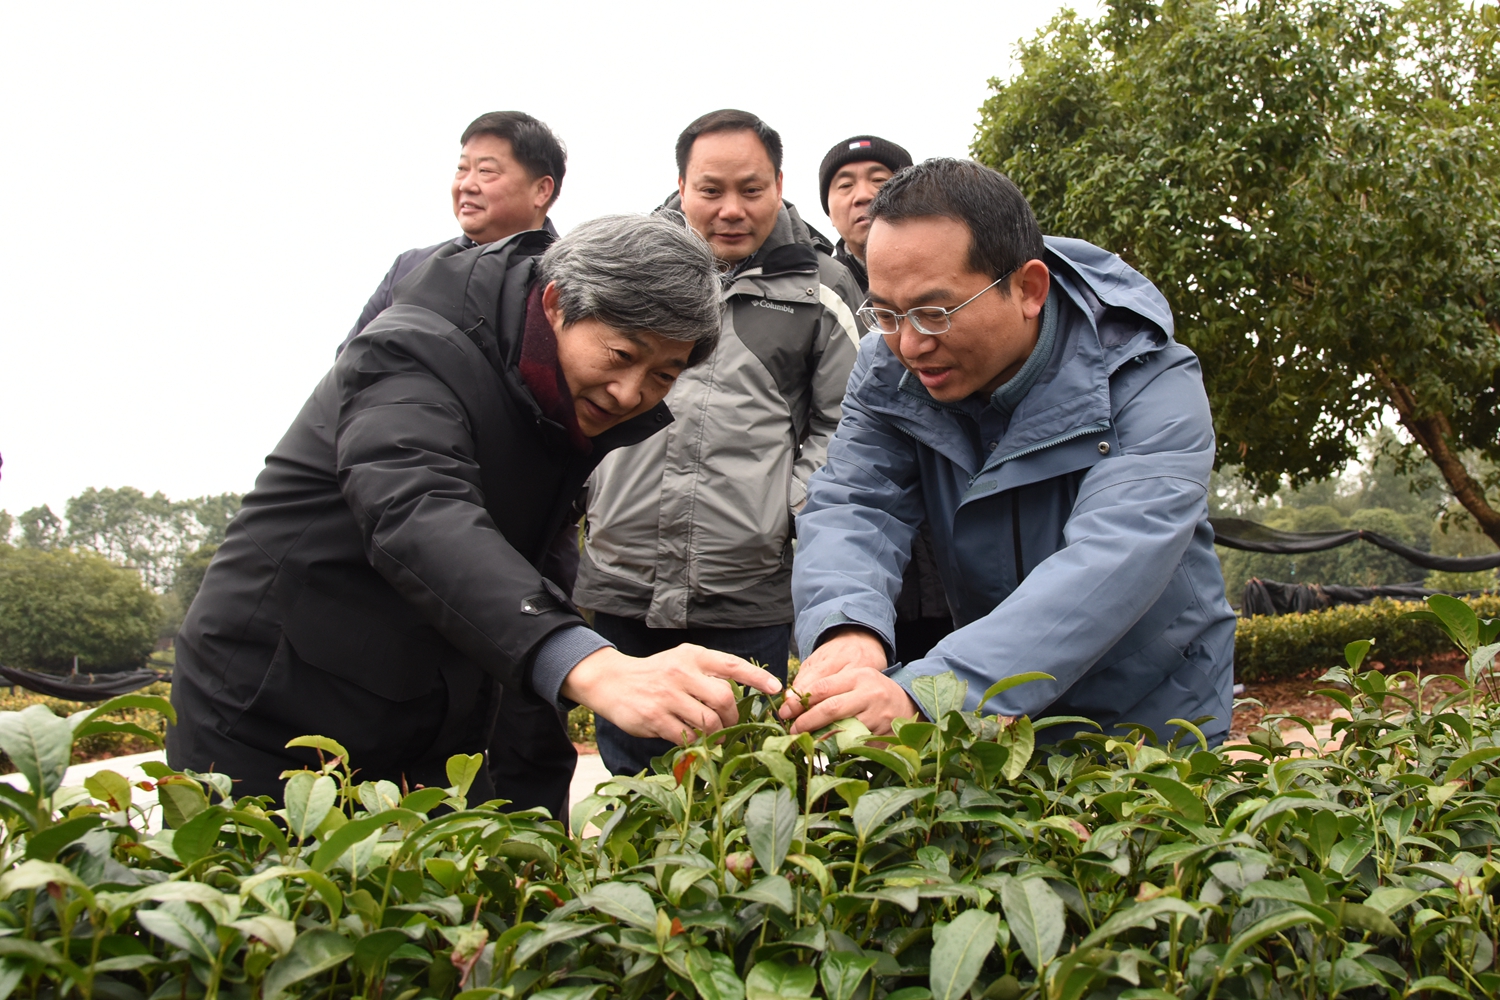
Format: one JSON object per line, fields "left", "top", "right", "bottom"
{"left": 1017, "top": 259, "right": 1051, "bottom": 320}
{"left": 677, "top": 175, "right": 688, "bottom": 202}
{"left": 774, "top": 171, "right": 784, "bottom": 203}
{"left": 532, "top": 175, "right": 555, "bottom": 209}
{"left": 542, "top": 281, "right": 566, "bottom": 334}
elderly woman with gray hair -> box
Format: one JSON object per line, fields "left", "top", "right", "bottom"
{"left": 167, "top": 215, "right": 781, "bottom": 809}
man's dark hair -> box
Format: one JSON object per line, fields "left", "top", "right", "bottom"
{"left": 866, "top": 158, "right": 1045, "bottom": 290}
{"left": 675, "top": 110, "right": 783, "bottom": 178}
{"left": 460, "top": 111, "right": 568, "bottom": 206}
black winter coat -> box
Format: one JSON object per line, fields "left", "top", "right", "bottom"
{"left": 168, "top": 232, "right": 670, "bottom": 800}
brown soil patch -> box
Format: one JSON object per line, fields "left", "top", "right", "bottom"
{"left": 1230, "top": 652, "right": 1471, "bottom": 739}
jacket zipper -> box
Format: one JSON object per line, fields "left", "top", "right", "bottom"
{"left": 989, "top": 419, "right": 1111, "bottom": 469}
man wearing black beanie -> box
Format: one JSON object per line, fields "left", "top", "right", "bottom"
{"left": 818, "top": 135, "right": 913, "bottom": 293}
{"left": 817, "top": 134, "right": 951, "bottom": 665}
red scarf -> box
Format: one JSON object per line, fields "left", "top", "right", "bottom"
{"left": 518, "top": 285, "right": 591, "bottom": 454}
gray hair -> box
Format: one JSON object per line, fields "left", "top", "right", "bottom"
{"left": 537, "top": 213, "right": 722, "bottom": 366}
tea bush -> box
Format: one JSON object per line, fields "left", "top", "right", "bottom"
{"left": 0, "top": 599, "right": 1496, "bottom": 999}
{"left": 1235, "top": 594, "right": 1500, "bottom": 681}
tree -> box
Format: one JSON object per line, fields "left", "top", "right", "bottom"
{"left": 974, "top": 0, "right": 1500, "bottom": 542}
{"left": 61, "top": 487, "right": 242, "bottom": 592}
{"left": 0, "top": 511, "right": 11, "bottom": 545}
{"left": 16, "top": 505, "right": 64, "bottom": 551}
{"left": 0, "top": 546, "right": 161, "bottom": 673}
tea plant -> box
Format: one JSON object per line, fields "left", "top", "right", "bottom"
{"left": 0, "top": 595, "right": 1494, "bottom": 998}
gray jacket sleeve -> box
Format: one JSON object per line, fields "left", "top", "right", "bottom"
{"left": 797, "top": 347, "right": 1216, "bottom": 720}
{"left": 790, "top": 264, "right": 864, "bottom": 511}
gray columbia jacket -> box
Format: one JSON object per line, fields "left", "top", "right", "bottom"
{"left": 574, "top": 201, "right": 863, "bottom": 628}
{"left": 793, "top": 237, "right": 1237, "bottom": 744}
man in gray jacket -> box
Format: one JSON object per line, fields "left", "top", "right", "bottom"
{"left": 575, "top": 110, "right": 864, "bottom": 774}
{"left": 782, "top": 159, "right": 1236, "bottom": 745}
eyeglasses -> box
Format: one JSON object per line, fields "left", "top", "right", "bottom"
{"left": 856, "top": 266, "right": 1018, "bottom": 336}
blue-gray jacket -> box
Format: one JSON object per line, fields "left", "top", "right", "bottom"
{"left": 792, "top": 237, "right": 1236, "bottom": 744}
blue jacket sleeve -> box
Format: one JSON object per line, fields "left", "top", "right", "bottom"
{"left": 337, "top": 256, "right": 402, "bottom": 357}
{"left": 792, "top": 344, "right": 927, "bottom": 657}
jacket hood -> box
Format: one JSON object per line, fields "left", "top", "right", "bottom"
{"left": 389, "top": 228, "right": 556, "bottom": 370}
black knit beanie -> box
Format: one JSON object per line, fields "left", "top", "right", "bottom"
{"left": 818, "top": 135, "right": 914, "bottom": 214}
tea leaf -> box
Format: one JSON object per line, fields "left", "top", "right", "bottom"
{"left": 580, "top": 881, "right": 655, "bottom": 929}
{"left": 929, "top": 908, "right": 999, "bottom": 1000}
{"left": 852, "top": 786, "right": 933, "bottom": 843}
{"left": 1000, "top": 876, "right": 1064, "bottom": 969}
{"left": 688, "top": 947, "right": 745, "bottom": 1000}
{"left": 746, "top": 959, "right": 816, "bottom": 1000}
{"left": 821, "top": 950, "right": 877, "bottom": 1000}
{"left": 731, "top": 874, "right": 794, "bottom": 913}
{"left": 746, "top": 786, "right": 796, "bottom": 875}
{"left": 262, "top": 928, "right": 356, "bottom": 1000}
{"left": 282, "top": 772, "right": 336, "bottom": 841}
{"left": 0, "top": 705, "right": 72, "bottom": 797}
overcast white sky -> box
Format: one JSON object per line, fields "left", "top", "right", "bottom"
{"left": 0, "top": 0, "right": 1100, "bottom": 521}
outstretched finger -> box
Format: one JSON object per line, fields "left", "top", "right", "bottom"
{"left": 697, "top": 654, "right": 783, "bottom": 696}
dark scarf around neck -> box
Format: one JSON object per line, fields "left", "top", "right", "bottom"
{"left": 519, "top": 284, "right": 591, "bottom": 454}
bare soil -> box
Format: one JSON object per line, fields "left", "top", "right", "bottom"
{"left": 1230, "top": 652, "right": 1471, "bottom": 739}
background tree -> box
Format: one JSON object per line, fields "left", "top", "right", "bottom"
{"left": 974, "top": 0, "right": 1500, "bottom": 542}
{"left": 59, "top": 487, "right": 242, "bottom": 592}
{"left": 0, "top": 511, "right": 10, "bottom": 545}
{"left": 0, "top": 546, "right": 161, "bottom": 673}
{"left": 16, "top": 506, "right": 65, "bottom": 551}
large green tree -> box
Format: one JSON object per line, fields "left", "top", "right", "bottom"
{"left": 61, "top": 487, "right": 241, "bottom": 591}
{"left": 0, "top": 546, "right": 161, "bottom": 672}
{"left": 974, "top": 0, "right": 1500, "bottom": 541}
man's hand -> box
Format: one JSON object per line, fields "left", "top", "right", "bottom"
{"left": 561, "top": 644, "right": 781, "bottom": 744}
{"left": 779, "top": 626, "right": 886, "bottom": 722}
{"left": 785, "top": 667, "right": 919, "bottom": 737}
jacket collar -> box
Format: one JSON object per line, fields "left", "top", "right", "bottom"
{"left": 834, "top": 240, "right": 869, "bottom": 293}
{"left": 655, "top": 195, "right": 826, "bottom": 285}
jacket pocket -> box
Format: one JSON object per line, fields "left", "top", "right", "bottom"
{"left": 280, "top": 581, "right": 446, "bottom": 702}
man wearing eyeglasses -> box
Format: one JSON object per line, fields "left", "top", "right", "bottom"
{"left": 782, "top": 158, "right": 1235, "bottom": 746}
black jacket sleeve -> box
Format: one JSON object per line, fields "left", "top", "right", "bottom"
{"left": 332, "top": 328, "right": 584, "bottom": 692}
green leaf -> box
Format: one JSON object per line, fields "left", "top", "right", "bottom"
{"left": 0, "top": 704, "right": 72, "bottom": 796}
{"left": 531, "top": 987, "right": 605, "bottom": 1000}
{"left": 400, "top": 786, "right": 448, "bottom": 814}
{"left": 580, "top": 881, "right": 656, "bottom": 929}
{"left": 1002, "top": 717, "right": 1034, "bottom": 781}
{"left": 1332, "top": 902, "right": 1402, "bottom": 938}
{"left": 446, "top": 752, "right": 485, "bottom": 798}
{"left": 84, "top": 769, "right": 133, "bottom": 812}
{"left": 688, "top": 947, "right": 745, "bottom": 1000}
{"left": 968, "top": 742, "right": 1010, "bottom": 783}
{"left": 979, "top": 671, "right": 1055, "bottom": 709}
{"left": 1426, "top": 595, "right": 1479, "bottom": 652}
{"left": 136, "top": 901, "right": 219, "bottom": 963}
{"left": 285, "top": 735, "right": 349, "bottom": 762}
{"left": 821, "top": 951, "right": 877, "bottom": 1000}
{"left": 1000, "top": 877, "right": 1064, "bottom": 970}
{"left": 513, "top": 921, "right": 600, "bottom": 965}
{"left": 309, "top": 813, "right": 395, "bottom": 872}
{"left": 0, "top": 859, "right": 88, "bottom": 901}
{"left": 1132, "top": 772, "right": 1205, "bottom": 823}
{"left": 746, "top": 785, "right": 797, "bottom": 875}
{"left": 852, "top": 786, "right": 933, "bottom": 844}
{"left": 912, "top": 672, "right": 969, "bottom": 720}
{"left": 1404, "top": 975, "right": 1470, "bottom": 997}
{"left": 731, "top": 874, "right": 794, "bottom": 913}
{"left": 172, "top": 805, "right": 227, "bottom": 865}
{"left": 69, "top": 693, "right": 176, "bottom": 731}
{"left": 746, "top": 959, "right": 817, "bottom": 1000}
{"left": 262, "top": 928, "right": 355, "bottom": 1000}
{"left": 1343, "top": 639, "right": 1373, "bottom": 669}
{"left": 23, "top": 814, "right": 103, "bottom": 861}
{"left": 753, "top": 749, "right": 798, "bottom": 788}
{"left": 1363, "top": 887, "right": 1421, "bottom": 916}
{"left": 156, "top": 775, "right": 209, "bottom": 829}
{"left": 1442, "top": 745, "right": 1500, "bottom": 783}
{"left": 1222, "top": 908, "right": 1320, "bottom": 970}
{"left": 929, "top": 908, "right": 999, "bottom": 1000}
{"left": 351, "top": 928, "right": 412, "bottom": 972}
{"left": 229, "top": 914, "right": 297, "bottom": 957}
{"left": 282, "top": 771, "right": 336, "bottom": 841}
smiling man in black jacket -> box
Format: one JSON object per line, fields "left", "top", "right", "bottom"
{"left": 169, "top": 215, "right": 782, "bottom": 810}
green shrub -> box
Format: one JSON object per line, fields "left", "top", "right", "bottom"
{"left": 1235, "top": 594, "right": 1500, "bottom": 680}
{"left": 0, "top": 606, "right": 1498, "bottom": 999}
{"left": 0, "top": 546, "right": 161, "bottom": 672}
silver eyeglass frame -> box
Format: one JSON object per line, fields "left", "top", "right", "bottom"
{"left": 856, "top": 265, "right": 1020, "bottom": 336}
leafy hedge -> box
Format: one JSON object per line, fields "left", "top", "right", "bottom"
{"left": 1235, "top": 594, "right": 1500, "bottom": 681}
{"left": 0, "top": 602, "right": 1497, "bottom": 999}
